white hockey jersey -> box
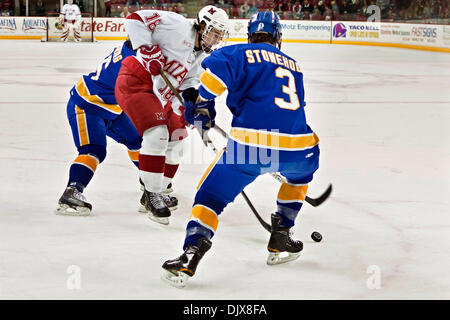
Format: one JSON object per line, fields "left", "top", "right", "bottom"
{"left": 60, "top": 4, "right": 81, "bottom": 21}
{"left": 125, "top": 10, "right": 208, "bottom": 115}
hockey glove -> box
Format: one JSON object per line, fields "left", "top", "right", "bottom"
{"left": 181, "top": 87, "right": 199, "bottom": 103}
{"left": 184, "top": 99, "right": 216, "bottom": 131}
{"left": 137, "top": 45, "right": 166, "bottom": 76}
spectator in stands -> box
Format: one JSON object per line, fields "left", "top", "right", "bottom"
{"left": 317, "top": 0, "right": 326, "bottom": 14}
{"left": 240, "top": 0, "right": 250, "bottom": 17}
{"left": 248, "top": 2, "right": 258, "bottom": 16}
{"left": 105, "top": 0, "right": 111, "bottom": 17}
{"left": 422, "top": 1, "right": 432, "bottom": 18}
{"left": 311, "top": 6, "right": 323, "bottom": 19}
{"left": 292, "top": 0, "right": 303, "bottom": 18}
{"left": 177, "top": 3, "right": 188, "bottom": 17}
{"left": 126, "top": 0, "right": 140, "bottom": 7}
{"left": 275, "top": 1, "right": 284, "bottom": 16}
{"left": 1, "top": 0, "right": 14, "bottom": 16}
{"left": 302, "top": 0, "right": 313, "bottom": 13}
{"left": 20, "top": 0, "right": 26, "bottom": 16}
{"left": 330, "top": 0, "right": 339, "bottom": 13}
{"left": 35, "top": 0, "right": 46, "bottom": 16}
{"left": 323, "top": 6, "right": 333, "bottom": 19}
{"left": 120, "top": 6, "right": 131, "bottom": 17}
{"left": 302, "top": 10, "right": 311, "bottom": 19}
{"left": 74, "top": 0, "right": 84, "bottom": 12}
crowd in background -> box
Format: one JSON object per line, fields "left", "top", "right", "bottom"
{"left": 213, "top": 0, "right": 450, "bottom": 21}
{"left": 104, "top": 0, "right": 187, "bottom": 17}
{"left": 1, "top": 0, "right": 448, "bottom": 22}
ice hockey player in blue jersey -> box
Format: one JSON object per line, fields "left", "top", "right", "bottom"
{"left": 55, "top": 41, "right": 145, "bottom": 216}
{"left": 162, "top": 11, "right": 320, "bottom": 288}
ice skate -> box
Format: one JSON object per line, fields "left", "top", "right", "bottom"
{"left": 138, "top": 191, "right": 178, "bottom": 213}
{"left": 161, "top": 238, "right": 212, "bottom": 288}
{"left": 138, "top": 180, "right": 177, "bottom": 212}
{"left": 55, "top": 186, "right": 92, "bottom": 216}
{"left": 267, "top": 214, "right": 303, "bottom": 265}
{"left": 141, "top": 190, "right": 171, "bottom": 225}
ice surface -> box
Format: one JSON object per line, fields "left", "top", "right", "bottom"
{"left": 0, "top": 40, "right": 449, "bottom": 299}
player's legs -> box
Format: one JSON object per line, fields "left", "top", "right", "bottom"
{"left": 162, "top": 149, "right": 259, "bottom": 286}
{"left": 66, "top": 100, "right": 108, "bottom": 191}
{"left": 56, "top": 99, "right": 108, "bottom": 215}
{"left": 164, "top": 107, "right": 188, "bottom": 191}
{"left": 276, "top": 146, "right": 320, "bottom": 227}
{"left": 183, "top": 149, "right": 259, "bottom": 249}
{"left": 73, "top": 21, "right": 81, "bottom": 42}
{"left": 115, "top": 58, "right": 173, "bottom": 223}
{"left": 61, "top": 22, "right": 70, "bottom": 42}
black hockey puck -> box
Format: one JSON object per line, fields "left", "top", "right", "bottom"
{"left": 311, "top": 231, "right": 322, "bottom": 242}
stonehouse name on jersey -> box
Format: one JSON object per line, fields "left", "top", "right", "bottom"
{"left": 183, "top": 304, "right": 267, "bottom": 317}
{"left": 245, "top": 49, "right": 302, "bottom": 73}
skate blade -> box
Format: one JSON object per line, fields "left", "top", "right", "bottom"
{"left": 138, "top": 204, "right": 147, "bottom": 213}
{"left": 147, "top": 212, "right": 169, "bottom": 225}
{"left": 55, "top": 204, "right": 90, "bottom": 216}
{"left": 161, "top": 269, "right": 189, "bottom": 288}
{"left": 267, "top": 251, "right": 301, "bottom": 265}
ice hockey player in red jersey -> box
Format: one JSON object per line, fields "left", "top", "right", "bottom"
{"left": 115, "top": 6, "right": 230, "bottom": 225}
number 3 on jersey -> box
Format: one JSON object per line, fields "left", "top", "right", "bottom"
{"left": 274, "top": 67, "right": 300, "bottom": 111}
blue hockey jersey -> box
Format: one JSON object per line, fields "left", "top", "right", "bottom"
{"left": 198, "top": 43, "right": 319, "bottom": 153}
{"left": 70, "top": 41, "right": 136, "bottom": 120}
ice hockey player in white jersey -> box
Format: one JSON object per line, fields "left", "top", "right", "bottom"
{"left": 59, "top": 0, "right": 82, "bottom": 42}
{"left": 115, "top": 6, "right": 230, "bottom": 225}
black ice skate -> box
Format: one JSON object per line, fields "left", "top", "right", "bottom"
{"left": 267, "top": 214, "right": 303, "bottom": 265}
{"left": 55, "top": 186, "right": 92, "bottom": 216}
{"left": 142, "top": 190, "right": 171, "bottom": 225}
{"left": 161, "top": 238, "right": 212, "bottom": 288}
{"left": 138, "top": 191, "right": 178, "bottom": 213}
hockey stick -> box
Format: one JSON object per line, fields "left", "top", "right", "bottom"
{"left": 159, "top": 69, "right": 271, "bottom": 232}
{"left": 212, "top": 125, "right": 332, "bottom": 207}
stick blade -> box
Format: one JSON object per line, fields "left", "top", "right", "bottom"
{"left": 306, "top": 184, "right": 333, "bottom": 207}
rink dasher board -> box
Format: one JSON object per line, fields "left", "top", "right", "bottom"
{"left": 0, "top": 16, "right": 449, "bottom": 52}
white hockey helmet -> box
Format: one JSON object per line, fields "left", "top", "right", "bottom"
{"left": 197, "top": 5, "right": 230, "bottom": 53}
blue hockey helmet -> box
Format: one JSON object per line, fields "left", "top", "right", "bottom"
{"left": 247, "top": 11, "right": 282, "bottom": 49}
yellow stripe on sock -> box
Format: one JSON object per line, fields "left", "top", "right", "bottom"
{"left": 277, "top": 183, "right": 308, "bottom": 202}
{"left": 128, "top": 149, "right": 140, "bottom": 162}
{"left": 190, "top": 205, "right": 219, "bottom": 233}
{"left": 73, "top": 154, "right": 99, "bottom": 172}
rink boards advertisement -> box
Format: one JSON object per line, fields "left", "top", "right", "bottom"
{"left": 331, "top": 21, "right": 448, "bottom": 50}
{"left": 0, "top": 16, "right": 449, "bottom": 52}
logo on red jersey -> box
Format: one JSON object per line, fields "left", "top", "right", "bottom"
{"left": 155, "top": 112, "right": 165, "bottom": 120}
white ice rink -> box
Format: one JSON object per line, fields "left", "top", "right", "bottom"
{"left": 0, "top": 40, "right": 449, "bottom": 300}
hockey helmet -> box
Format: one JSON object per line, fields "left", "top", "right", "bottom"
{"left": 197, "top": 5, "right": 230, "bottom": 53}
{"left": 248, "top": 11, "right": 282, "bottom": 49}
